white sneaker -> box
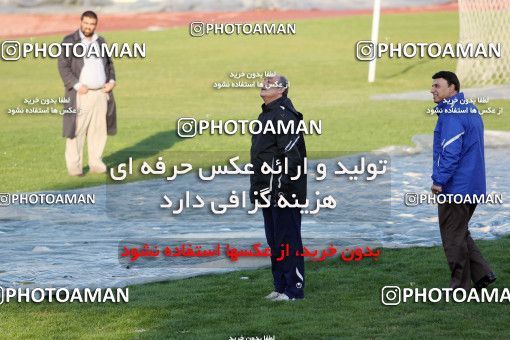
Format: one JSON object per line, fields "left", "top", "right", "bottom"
{"left": 272, "top": 293, "right": 295, "bottom": 301}
{"left": 265, "top": 291, "right": 281, "bottom": 299}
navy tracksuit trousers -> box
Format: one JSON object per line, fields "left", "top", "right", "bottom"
{"left": 262, "top": 206, "right": 305, "bottom": 299}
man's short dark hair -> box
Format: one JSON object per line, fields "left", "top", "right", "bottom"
{"left": 432, "top": 71, "right": 460, "bottom": 92}
{"left": 81, "top": 11, "right": 98, "bottom": 21}
{"left": 277, "top": 75, "right": 289, "bottom": 97}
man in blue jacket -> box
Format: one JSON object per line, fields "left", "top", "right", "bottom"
{"left": 430, "top": 71, "right": 496, "bottom": 290}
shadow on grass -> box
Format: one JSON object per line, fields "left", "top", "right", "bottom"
{"left": 382, "top": 59, "right": 432, "bottom": 80}
{"left": 49, "top": 130, "right": 182, "bottom": 191}
{"left": 102, "top": 129, "right": 182, "bottom": 169}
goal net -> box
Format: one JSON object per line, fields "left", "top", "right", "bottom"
{"left": 456, "top": 0, "right": 510, "bottom": 87}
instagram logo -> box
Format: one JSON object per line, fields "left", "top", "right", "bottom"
{"left": 0, "top": 193, "right": 11, "bottom": 207}
{"left": 381, "top": 286, "right": 401, "bottom": 306}
{"left": 1, "top": 41, "right": 21, "bottom": 61}
{"left": 177, "top": 118, "right": 197, "bottom": 138}
{"left": 356, "top": 41, "right": 376, "bottom": 61}
{"left": 190, "top": 22, "right": 205, "bottom": 37}
{"left": 404, "top": 193, "right": 419, "bottom": 207}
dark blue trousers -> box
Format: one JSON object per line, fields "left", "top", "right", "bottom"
{"left": 262, "top": 206, "right": 304, "bottom": 299}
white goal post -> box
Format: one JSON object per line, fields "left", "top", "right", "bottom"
{"left": 368, "top": 0, "right": 510, "bottom": 87}
{"left": 456, "top": 0, "right": 510, "bottom": 87}
{"left": 367, "top": 0, "right": 381, "bottom": 83}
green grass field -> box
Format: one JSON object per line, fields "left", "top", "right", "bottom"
{"left": 1, "top": 11, "right": 509, "bottom": 338}
{"left": 1, "top": 11, "right": 509, "bottom": 192}
{"left": 0, "top": 235, "right": 509, "bottom": 338}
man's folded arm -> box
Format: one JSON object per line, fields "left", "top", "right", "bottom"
{"left": 275, "top": 115, "right": 302, "bottom": 191}
{"left": 432, "top": 116, "right": 464, "bottom": 186}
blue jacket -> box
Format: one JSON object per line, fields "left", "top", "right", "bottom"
{"left": 432, "top": 92, "right": 486, "bottom": 196}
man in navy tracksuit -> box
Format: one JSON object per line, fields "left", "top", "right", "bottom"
{"left": 430, "top": 71, "right": 496, "bottom": 290}
{"left": 250, "top": 74, "right": 307, "bottom": 301}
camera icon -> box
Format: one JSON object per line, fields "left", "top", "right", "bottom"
{"left": 404, "top": 193, "right": 419, "bottom": 207}
{"left": 1, "top": 40, "right": 21, "bottom": 61}
{"left": 190, "top": 22, "right": 205, "bottom": 37}
{"left": 177, "top": 118, "right": 197, "bottom": 138}
{"left": 0, "top": 193, "right": 11, "bottom": 207}
{"left": 356, "top": 41, "right": 376, "bottom": 61}
{"left": 381, "top": 286, "right": 401, "bottom": 306}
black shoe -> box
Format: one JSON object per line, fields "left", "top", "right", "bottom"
{"left": 474, "top": 272, "right": 496, "bottom": 290}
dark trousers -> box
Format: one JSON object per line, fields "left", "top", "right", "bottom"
{"left": 438, "top": 203, "right": 492, "bottom": 290}
{"left": 262, "top": 206, "right": 304, "bottom": 299}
